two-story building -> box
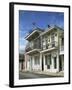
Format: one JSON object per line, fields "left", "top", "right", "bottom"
{"left": 24, "top": 25, "right": 64, "bottom": 73}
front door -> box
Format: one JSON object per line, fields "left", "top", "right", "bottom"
{"left": 42, "top": 55, "right": 44, "bottom": 71}
{"left": 45, "top": 54, "right": 51, "bottom": 70}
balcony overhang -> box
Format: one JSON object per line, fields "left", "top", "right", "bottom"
{"left": 26, "top": 49, "right": 41, "bottom": 55}
{"left": 40, "top": 47, "right": 58, "bottom": 53}
{"left": 25, "top": 30, "right": 42, "bottom": 41}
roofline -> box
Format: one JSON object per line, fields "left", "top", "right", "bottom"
{"left": 40, "top": 25, "right": 64, "bottom": 36}
{"left": 25, "top": 30, "right": 42, "bottom": 40}
{"left": 25, "top": 25, "right": 64, "bottom": 40}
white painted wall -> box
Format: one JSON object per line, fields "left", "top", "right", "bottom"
{"left": 43, "top": 50, "right": 59, "bottom": 72}
{"left": 59, "top": 37, "right": 64, "bottom": 55}
{"left": 42, "top": 31, "right": 58, "bottom": 49}
{"left": 29, "top": 54, "right": 42, "bottom": 71}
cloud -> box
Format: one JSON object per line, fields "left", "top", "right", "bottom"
{"left": 19, "top": 45, "right": 26, "bottom": 50}
{"left": 19, "top": 37, "right": 28, "bottom": 51}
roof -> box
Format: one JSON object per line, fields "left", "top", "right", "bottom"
{"left": 25, "top": 27, "right": 44, "bottom": 40}
{"left": 40, "top": 25, "right": 64, "bottom": 36}
{"left": 25, "top": 25, "right": 63, "bottom": 41}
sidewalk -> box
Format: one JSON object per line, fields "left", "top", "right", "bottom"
{"left": 32, "top": 71, "right": 64, "bottom": 77}
{"left": 22, "top": 70, "right": 64, "bottom": 77}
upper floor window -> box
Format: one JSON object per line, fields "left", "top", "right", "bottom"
{"left": 61, "top": 38, "right": 64, "bottom": 46}
{"left": 30, "top": 41, "right": 33, "bottom": 48}
{"left": 51, "top": 33, "right": 55, "bottom": 42}
{"left": 48, "top": 38, "right": 50, "bottom": 42}
{"left": 55, "top": 33, "right": 57, "bottom": 36}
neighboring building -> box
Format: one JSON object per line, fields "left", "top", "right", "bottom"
{"left": 19, "top": 53, "right": 25, "bottom": 71}
{"left": 25, "top": 25, "right": 64, "bottom": 73}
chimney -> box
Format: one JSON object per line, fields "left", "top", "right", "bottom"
{"left": 47, "top": 25, "right": 51, "bottom": 28}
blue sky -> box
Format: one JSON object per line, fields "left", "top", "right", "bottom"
{"left": 19, "top": 10, "right": 64, "bottom": 53}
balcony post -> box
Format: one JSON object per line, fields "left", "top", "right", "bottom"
{"left": 56, "top": 50, "right": 59, "bottom": 72}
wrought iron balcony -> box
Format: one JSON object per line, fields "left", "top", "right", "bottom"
{"left": 42, "top": 41, "right": 58, "bottom": 50}
{"left": 25, "top": 43, "right": 41, "bottom": 52}
{"left": 25, "top": 41, "right": 58, "bottom": 52}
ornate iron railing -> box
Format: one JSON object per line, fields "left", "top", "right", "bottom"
{"left": 42, "top": 41, "right": 58, "bottom": 50}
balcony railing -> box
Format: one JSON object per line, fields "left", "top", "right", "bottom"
{"left": 42, "top": 41, "right": 58, "bottom": 50}
{"left": 25, "top": 41, "right": 58, "bottom": 52}
{"left": 25, "top": 43, "right": 41, "bottom": 52}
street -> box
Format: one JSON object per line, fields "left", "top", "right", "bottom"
{"left": 19, "top": 71, "right": 55, "bottom": 79}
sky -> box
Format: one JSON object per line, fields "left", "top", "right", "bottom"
{"left": 19, "top": 10, "right": 64, "bottom": 53}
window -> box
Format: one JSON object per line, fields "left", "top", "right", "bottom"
{"left": 47, "top": 65, "right": 50, "bottom": 69}
{"left": 52, "top": 43, "right": 55, "bottom": 47}
{"left": 48, "top": 39, "right": 50, "bottom": 42}
{"left": 55, "top": 33, "right": 57, "bottom": 36}
{"left": 45, "top": 55, "right": 47, "bottom": 65}
{"left": 46, "top": 39, "right": 48, "bottom": 49}
{"left": 48, "top": 36, "right": 50, "bottom": 42}
{"left": 51, "top": 33, "right": 55, "bottom": 42}
{"left": 51, "top": 33, "right": 55, "bottom": 47}
{"left": 61, "top": 38, "right": 64, "bottom": 46}
{"left": 30, "top": 41, "right": 34, "bottom": 48}
{"left": 54, "top": 57, "right": 57, "bottom": 69}
{"left": 34, "top": 56, "right": 40, "bottom": 65}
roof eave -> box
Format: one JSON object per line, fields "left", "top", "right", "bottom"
{"left": 25, "top": 30, "right": 42, "bottom": 40}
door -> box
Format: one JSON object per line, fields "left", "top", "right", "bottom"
{"left": 42, "top": 55, "right": 44, "bottom": 71}
{"left": 45, "top": 54, "right": 51, "bottom": 70}
{"left": 59, "top": 55, "right": 63, "bottom": 71}
{"left": 30, "top": 56, "right": 33, "bottom": 70}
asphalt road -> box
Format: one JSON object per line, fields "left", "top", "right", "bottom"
{"left": 19, "top": 71, "right": 54, "bottom": 79}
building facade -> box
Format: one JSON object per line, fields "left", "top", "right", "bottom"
{"left": 25, "top": 25, "right": 64, "bottom": 73}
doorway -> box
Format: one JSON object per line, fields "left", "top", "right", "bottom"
{"left": 59, "top": 55, "right": 64, "bottom": 71}
{"left": 42, "top": 55, "right": 44, "bottom": 71}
